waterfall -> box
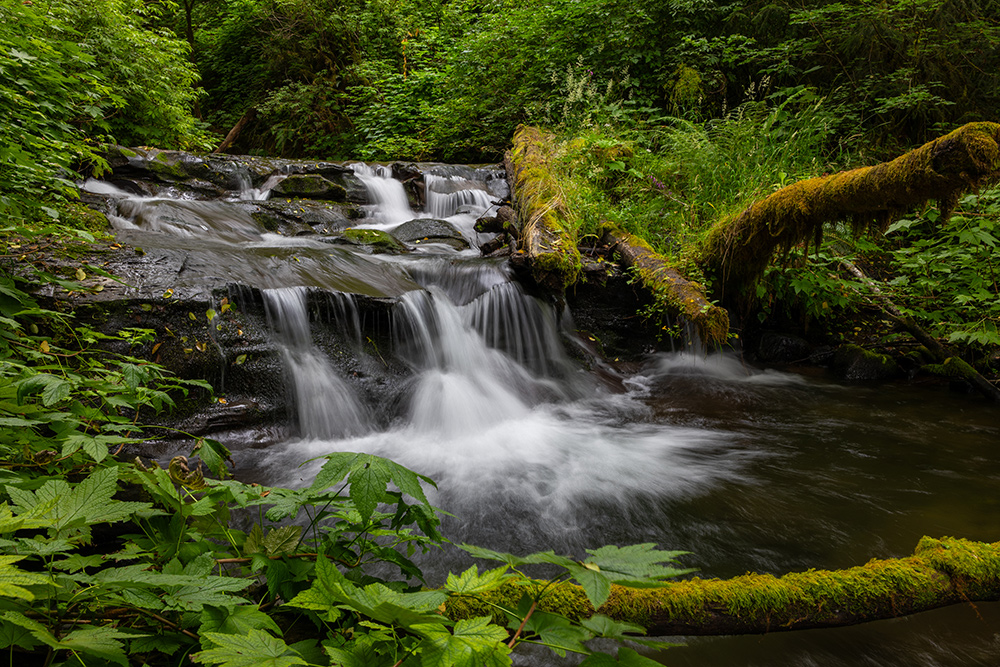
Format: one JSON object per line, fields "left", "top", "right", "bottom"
{"left": 350, "top": 163, "right": 415, "bottom": 226}
{"left": 262, "top": 287, "right": 368, "bottom": 439}
{"left": 425, "top": 174, "right": 496, "bottom": 219}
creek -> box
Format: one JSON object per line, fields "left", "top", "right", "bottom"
{"left": 83, "top": 158, "right": 1000, "bottom": 666}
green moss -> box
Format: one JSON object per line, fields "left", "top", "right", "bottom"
{"left": 340, "top": 227, "right": 408, "bottom": 252}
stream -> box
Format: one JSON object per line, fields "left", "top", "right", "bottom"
{"left": 83, "top": 159, "right": 1000, "bottom": 666}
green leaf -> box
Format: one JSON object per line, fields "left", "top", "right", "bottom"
{"left": 194, "top": 629, "right": 306, "bottom": 667}
{"left": 16, "top": 374, "right": 70, "bottom": 406}
{"left": 579, "top": 614, "right": 645, "bottom": 639}
{"left": 0, "top": 555, "right": 50, "bottom": 600}
{"left": 584, "top": 544, "right": 694, "bottom": 585}
{"left": 347, "top": 456, "right": 392, "bottom": 521}
{"left": 262, "top": 525, "right": 302, "bottom": 555}
{"left": 199, "top": 605, "right": 281, "bottom": 637}
{"left": 445, "top": 565, "right": 511, "bottom": 595}
{"left": 287, "top": 556, "right": 446, "bottom": 627}
{"left": 412, "top": 617, "right": 511, "bottom": 667}
{"left": 59, "top": 626, "right": 133, "bottom": 666}
{"left": 194, "top": 438, "right": 232, "bottom": 479}
{"left": 564, "top": 562, "right": 613, "bottom": 608}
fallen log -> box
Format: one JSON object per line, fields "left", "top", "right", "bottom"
{"left": 603, "top": 227, "right": 729, "bottom": 346}
{"left": 213, "top": 108, "right": 258, "bottom": 154}
{"left": 699, "top": 122, "right": 1000, "bottom": 298}
{"left": 445, "top": 536, "right": 1000, "bottom": 636}
{"left": 506, "top": 126, "right": 583, "bottom": 291}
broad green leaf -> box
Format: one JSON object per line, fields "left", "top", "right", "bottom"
{"left": 288, "top": 556, "right": 446, "bottom": 627}
{"left": 194, "top": 629, "right": 306, "bottom": 667}
{"left": 0, "top": 618, "right": 40, "bottom": 650}
{"left": 584, "top": 544, "right": 694, "bottom": 585}
{"left": 0, "top": 555, "right": 50, "bottom": 600}
{"left": 15, "top": 374, "right": 70, "bottom": 406}
{"left": 412, "top": 617, "right": 511, "bottom": 667}
{"left": 195, "top": 438, "right": 232, "bottom": 479}
{"left": 445, "top": 565, "right": 511, "bottom": 595}
{"left": 59, "top": 626, "right": 133, "bottom": 666}
{"left": 347, "top": 456, "right": 391, "bottom": 521}
{"left": 262, "top": 525, "right": 302, "bottom": 555}
{"left": 617, "top": 647, "right": 666, "bottom": 666}
{"left": 518, "top": 607, "right": 591, "bottom": 657}
{"left": 579, "top": 614, "right": 645, "bottom": 639}
{"left": 564, "top": 562, "right": 613, "bottom": 608}
{"left": 199, "top": 605, "right": 281, "bottom": 637}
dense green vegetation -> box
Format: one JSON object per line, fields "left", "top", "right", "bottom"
{"left": 2, "top": 0, "right": 1000, "bottom": 663}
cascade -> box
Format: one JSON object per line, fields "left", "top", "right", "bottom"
{"left": 261, "top": 287, "right": 368, "bottom": 439}
{"left": 87, "top": 157, "right": 1000, "bottom": 667}
{"left": 349, "top": 163, "right": 415, "bottom": 225}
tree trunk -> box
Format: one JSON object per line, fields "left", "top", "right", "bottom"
{"left": 213, "top": 108, "right": 257, "bottom": 154}
{"left": 445, "top": 536, "right": 1000, "bottom": 636}
{"left": 699, "top": 122, "right": 1000, "bottom": 299}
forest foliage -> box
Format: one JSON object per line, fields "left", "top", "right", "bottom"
{"left": 3, "top": 0, "right": 1000, "bottom": 663}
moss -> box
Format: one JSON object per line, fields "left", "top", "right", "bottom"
{"left": 605, "top": 227, "right": 730, "bottom": 345}
{"left": 340, "top": 228, "right": 408, "bottom": 252}
{"left": 509, "top": 126, "right": 584, "bottom": 291}
{"left": 445, "top": 536, "right": 1000, "bottom": 636}
{"left": 60, "top": 201, "right": 112, "bottom": 237}
{"left": 443, "top": 581, "right": 593, "bottom": 626}
{"left": 148, "top": 156, "right": 188, "bottom": 180}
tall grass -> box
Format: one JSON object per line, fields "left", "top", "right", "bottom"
{"left": 550, "top": 91, "right": 844, "bottom": 263}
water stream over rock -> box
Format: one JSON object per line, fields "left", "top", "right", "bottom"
{"left": 81, "top": 155, "right": 1000, "bottom": 666}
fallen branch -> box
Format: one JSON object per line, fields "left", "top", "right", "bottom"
{"left": 445, "top": 536, "right": 1000, "bottom": 636}
{"left": 699, "top": 122, "right": 1000, "bottom": 298}
{"left": 213, "top": 108, "right": 258, "bottom": 155}
{"left": 603, "top": 227, "right": 729, "bottom": 346}
{"left": 843, "top": 260, "right": 1000, "bottom": 402}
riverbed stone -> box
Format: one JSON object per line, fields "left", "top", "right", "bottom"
{"left": 247, "top": 199, "right": 359, "bottom": 232}
{"left": 391, "top": 218, "right": 469, "bottom": 249}
{"left": 271, "top": 174, "right": 347, "bottom": 201}
{"left": 830, "top": 343, "right": 901, "bottom": 381}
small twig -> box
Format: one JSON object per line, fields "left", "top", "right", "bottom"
{"left": 507, "top": 599, "right": 537, "bottom": 649}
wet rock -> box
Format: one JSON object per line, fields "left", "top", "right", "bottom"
{"left": 271, "top": 174, "right": 347, "bottom": 201}
{"left": 391, "top": 218, "right": 469, "bottom": 249}
{"left": 830, "top": 344, "right": 901, "bottom": 381}
{"left": 247, "top": 199, "right": 359, "bottom": 232}
{"left": 328, "top": 228, "right": 410, "bottom": 253}
{"left": 479, "top": 233, "right": 511, "bottom": 256}
{"left": 755, "top": 332, "right": 813, "bottom": 363}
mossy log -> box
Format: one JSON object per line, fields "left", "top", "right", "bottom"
{"left": 445, "top": 536, "right": 1000, "bottom": 636}
{"left": 700, "top": 122, "right": 1000, "bottom": 298}
{"left": 602, "top": 227, "right": 729, "bottom": 346}
{"left": 506, "top": 126, "right": 583, "bottom": 291}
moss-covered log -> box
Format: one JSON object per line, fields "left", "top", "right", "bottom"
{"left": 506, "top": 126, "right": 583, "bottom": 291}
{"left": 700, "top": 122, "right": 1000, "bottom": 298}
{"left": 445, "top": 536, "right": 1000, "bottom": 636}
{"left": 603, "top": 227, "right": 729, "bottom": 346}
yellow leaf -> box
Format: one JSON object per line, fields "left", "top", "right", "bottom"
{"left": 39, "top": 340, "right": 50, "bottom": 353}
{"left": 75, "top": 268, "right": 86, "bottom": 281}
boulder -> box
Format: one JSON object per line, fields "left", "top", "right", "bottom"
{"left": 831, "top": 344, "right": 901, "bottom": 381}
{"left": 271, "top": 174, "right": 347, "bottom": 201}
{"left": 391, "top": 218, "right": 469, "bottom": 250}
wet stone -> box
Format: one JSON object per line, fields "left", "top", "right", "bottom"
{"left": 391, "top": 218, "right": 469, "bottom": 249}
